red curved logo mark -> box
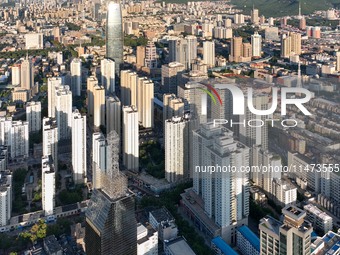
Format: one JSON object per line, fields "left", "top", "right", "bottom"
{"left": 199, "top": 84, "right": 223, "bottom": 106}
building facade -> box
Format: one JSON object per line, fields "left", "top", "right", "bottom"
{"left": 26, "top": 101, "right": 41, "bottom": 133}
{"left": 72, "top": 110, "right": 87, "bottom": 184}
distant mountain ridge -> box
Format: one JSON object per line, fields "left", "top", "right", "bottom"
{"left": 230, "top": 0, "right": 340, "bottom": 17}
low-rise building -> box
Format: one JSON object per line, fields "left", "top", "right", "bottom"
{"left": 137, "top": 223, "right": 158, "bottom": 255}
{"left": 304, "top": 204, "right": 333, "bottom": 234}
{"left": 12, "top": 88, "right": 29, "bottom": 103}
{"left": 211, "top": 236, "right": 238, "bottom": 255}
{"left": 236, "top": 226, "right": 260, "bottom": 255}
{"left": 43, "top": 235, "right": 62, "bottom": 255}
{"left": 164, "top": 236, "right": 196, "bottom": 255}
{"left": 311, "top": 231, "right": 340, "bottom": 254}
{"left": 149, "top": 207, "right": 178, "bottom": 241}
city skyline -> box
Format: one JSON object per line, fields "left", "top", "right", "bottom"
{"left": 0, "top": 0, "right": 339, "bottom": 254}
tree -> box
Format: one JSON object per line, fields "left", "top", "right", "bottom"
{"left": 65, "top": 22, "right": 81, "bottom": 31}
{"left": 59, "top": 189, "right": 83, "bottom": 205}
{"left": 0, "top": 233, "right": 13, "bottom": 251}
{"left": 20, "top": 219, "right": 47, "bottom": 244}
{"left": 40, "top": 85, "right": 47, "bottom": 93}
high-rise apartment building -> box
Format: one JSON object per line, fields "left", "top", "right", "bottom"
{"left": 229, "top": 37, "right": 252, "bottom": 62}
{"left": 252, "top": 147, "right": 282, "bottom": 192}
{"left": 0, "top": 146, "right": 7, "bottom": 172}
{"left": 281, "top": 32, "right": 301, "bottom": 58}
{"left": 251, "top": 32, "right": 262, "bottom": 57}
{"left": 203, "top": 41, "right": 215, "bottom": 68}
{"left": 137, "top": 77, "right": 154, "bottom": 128}
{"left": 291, "top": 32, "right": 302, "bottom": 55}
{"left": 120, "top": 70, "right": 138, "bottom": 106}
{"left": 0, "top": 118, "right": 13, "bottom": 146}
{"left": 177, "top": 81, "right": 207, "bottom": 124}
{"left": 136, "top": 46, "right": 146, "bottom": 70}
{"left": 163, "top": 94, "right": 185, "bottom": 130}
{"left": 234, "top": 14, "right": 245, "bottom": 24}
{"left": 106, "top": 95, "right": 121, "bottom": 137}
{"left": 161, "top": 62, "right": 185, "bottom": 94}
{"left": 168, "top": 38, "right": 179, "bottom": 63}
{"left": 47, "top": 77, "right": 62, "bottom": 118}
{"left": 26, "top": 101, "right": 41, "bottom": 133}
{"left": 336, "top": 51, "right": 340, "bottom": 72}
{"left": 10, "top": 121, "right": 29, "bottom": 159}
{"left": 229, "top": 37, "right": 243, "bottom": 62}
{"left": 106, "top": 1, "right": 123, "bottom": 75}
{"left": 169, "top": 38, "right": 188, "bottom": 68}
{"left": 87, "top": 76, "right": 98, "bottom": 119}
{"left": 299, "top": 17, "right": 306, "bottom": 30}
{"left": 0, "top": 170, "right": 12, "bottom": 226}
{"left": 224, "top": 18, "right": 232, "bottom": 27}
{"left": 55, "top": 85, "right": 72, "bottom": 140}
{"left": 42, "top": 117, "right": 58, "bottom": 172}
{"left": 169, "top": 38, "right": 195, "bottom": 70}
{"left": 122, "top": 106, "right": 139, "bottom": 172}
{"left": 242, "top": 43, "right": 252, "bottom": 58}
{"left": 259, "top": 216, "right": 281, "bottom": 255}
{"left": 57, "top": 51, "right": 63, "bottom": 65}
{"left": 72, "top": 110, "right": 86, "bottom": 184}
{"left": 192, "top": 123, "right": 250, "bottom": 244}
{"left": 42, "top": 155, "right": 55, "bottom": 216}
{"left": 92, "top": 132, "right": 107, "bottom": 189}
{"left": 93, "top": 85, "right": 105, "bottom": 128}
{"left": 0, "top": 118, "right": 28, "bottom": 159}
{"left": 259, "top": 205, "right": 313, "bottom": 255}
{"left": 186, "top": 35, "right": 198, "bottom": 70}
{"left": 281, "top": 33, "right": 291, "bottom": 58}
{"left": 144, "top": 41, "right": 157, "bottom": 69}
{"left": 211, "top": 83, "right": 269, "bottom": 152}
{"left": 165, "top": 116, "right": 190, "bottom": 183}
{"left": 251, "top": 8, "right": 259, "bottom": 25}
{"left": 20, "top": 56, "right": 34, "bottom": 90}
{"left": 70, "top": 58, "right": 82, "bottom": 96}
{"left": 240, "top": 93, "right": 269, "bottom": 150}
{"left": 11, "top": 66, "right": 20, "bottom": 86}
{"left": 100, "top": 58, "right": 115, "bottom": 94}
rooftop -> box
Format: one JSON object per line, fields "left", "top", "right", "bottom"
{"left": 283, "top": 205, "right": 306, "bottom": 220}
{"left": 150, "top": 206, "right": 174, "bottom": 223}
{"left": 165, "top": 237, "right": 196, "bottom": 255}
{"left": 259, "top": 216, "right": 281, "bottom": 236}
{"left": 211, "top": 236, "right": 238, "bottom": 255}
{"left": 180, "top": 188, "right": 220, "bottom": 235}
{"left": 43, "top": 235, "right": 62, "bottom": 254}
{"left": 304, "top": 204, "right": 333, "bottom": 222}
{"left": 237, "top": 226, "right": 260, "bottom": 252}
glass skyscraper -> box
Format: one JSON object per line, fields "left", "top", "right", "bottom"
{"left": 85, "top": 189, "right": 137, "bottom": 255}
{"left": 85, "top": 131, "right": 137, "bottom": 255}
{"left": 106, "top": 1, "right": 123, "bottom": 76}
